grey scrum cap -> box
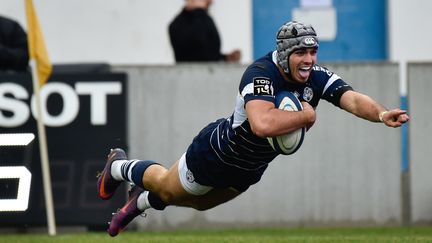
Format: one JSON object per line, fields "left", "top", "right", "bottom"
{"left": 276, "top": 21, "right": 319, "bottom": 74}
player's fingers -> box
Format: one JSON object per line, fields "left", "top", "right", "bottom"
{"left": 387, "top": 120, "right": 403, "bottom": 128}
{"left": 385, "top": 109, "right": 408, "bottom": 123}
{"left": 387, "top": 114, "right": 409, "bottom": 127}
{"left": 398, "top": 114, "right": 410, "bottom": 123}
{"left": 390, "top": 109, "right": 407, "bottom": 116}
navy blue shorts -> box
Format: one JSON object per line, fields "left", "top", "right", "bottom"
{"left": 185, "top": 119, "right": 268, "bottom": 192}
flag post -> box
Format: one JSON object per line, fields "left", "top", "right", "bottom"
{"left": 25, "top": 0, "right": 56, "bottom": 235}
{"left": 29, "top": 60, "right": 57, "bottom": 236}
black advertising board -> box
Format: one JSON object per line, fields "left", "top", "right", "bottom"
{"left": 0, "top": 72, "right": 128, "bottom": 228}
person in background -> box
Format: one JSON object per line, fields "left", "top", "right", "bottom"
{"left": 168, "top": 0, "right": 241, "bottom": 63}
{"left": 0, "top": 15, "right": 29, "bottom": 72}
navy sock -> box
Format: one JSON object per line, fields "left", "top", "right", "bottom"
{"left": 148, "top": 192, "right": 167, "bottom": 210}
{"left": 130, "top": 160, "right": 158, "bottom": 189}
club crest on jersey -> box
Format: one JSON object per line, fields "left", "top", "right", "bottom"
{"left": 303, "top": 87, "right": 313, "bottom": 102}
{"left": 253, "top": 77, "right": 273, "bottom": 96}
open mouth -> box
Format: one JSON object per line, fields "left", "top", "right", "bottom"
{"left": 298, "top": 66, "right": 312, "bottom": 79}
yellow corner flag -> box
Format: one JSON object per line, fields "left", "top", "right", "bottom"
{"left": 25, "top": 0, "right": 52, "bottom": 86}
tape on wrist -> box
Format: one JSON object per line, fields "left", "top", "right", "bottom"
{"left": 379, "top": 111, "right": 388, "bottom": 122}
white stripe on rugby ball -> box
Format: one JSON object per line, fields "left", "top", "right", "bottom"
{"left": 267, "top": 91, "right": 306, "bottom": 155}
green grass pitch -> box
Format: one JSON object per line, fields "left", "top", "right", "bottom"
{"left": 1, "top": 227, "right": 432, "bottom": 243}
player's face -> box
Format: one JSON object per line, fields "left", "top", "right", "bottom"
{"left": 288, "top": 48, "right": 317, "bottom": 83}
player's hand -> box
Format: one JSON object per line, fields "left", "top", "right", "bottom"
{"left": 381, "top": 109, "right": 410, "bottom": 128}
{"left": 301, "top": 101, "right": 316, "bottom": 131}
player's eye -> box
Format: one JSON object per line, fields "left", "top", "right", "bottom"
{"left": 294, "top": 50, "right": 306, "bottom": 55}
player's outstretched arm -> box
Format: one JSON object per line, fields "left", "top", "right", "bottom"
{"left": 339, "top": 90, "right": 409, "bottom": 128}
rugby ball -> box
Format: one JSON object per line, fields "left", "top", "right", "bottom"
{"left": 267, "top": 91, "right": 306, "bottom": 155}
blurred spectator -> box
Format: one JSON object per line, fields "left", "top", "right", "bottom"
{"left": 169, "top": 0, "right": 241, "bottom": 63}
{"left": 0, "top": 15, "right": 29, "bottom": 72}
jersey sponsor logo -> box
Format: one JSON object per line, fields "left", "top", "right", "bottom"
{"left": 313, "top": 66, "right": 333, "bottom": 76}
{"left": 253, "top": 77, "right": 273, "bottom": 96}
{"left": 303, "top": 87, "right": 313, "bottom": 102}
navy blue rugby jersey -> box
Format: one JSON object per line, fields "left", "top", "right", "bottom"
{"left": 209, "top": 51, "right": 352, "bottom": 171}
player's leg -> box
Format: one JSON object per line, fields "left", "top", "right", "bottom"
{"left": 181, "top": 187, "right": 242, "bottom": 210}
{"left": 96, "top": 148, "right": 171, "bottom": 236}
{"left": 108, "top": 177, "right": 240, "bottom": 236}
{"left": 97, "top": 148, "right": 162, "bottom": 201}
{"left": 97, "top": 148, "right": 128, "bottom": 200}
{"left": 102, "top": 149, "right": 242, "bottom": 209}
{"left": 108, "top": 154, "right": 242, "bottom": 210}
{"left": 100, "top": 150, "right": 242, "bottom": 236}
{"left": 140, "top": 158, "right": 242, "bottom": 210}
